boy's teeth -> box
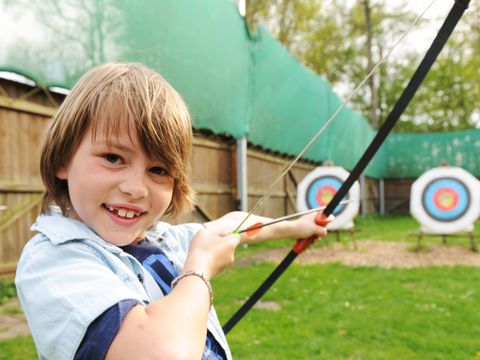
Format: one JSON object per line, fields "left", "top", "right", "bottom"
{"left": 116, "top": 209, "right": 136, "bottom": 218}
{"left": 106, "top": 205, "right": 139, "bottom": 218}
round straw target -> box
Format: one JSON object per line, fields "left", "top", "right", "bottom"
{"left": 422, "top": 177, "right": 469, "bottom": 221}
{"left": 411, "top": 167, "right": 480, "bottom": 234}
{"left": 305, "top": 175, "right": 348, "bottom": 216}
{"left": 297, "top": 166, "right": 360, "bottom": 230}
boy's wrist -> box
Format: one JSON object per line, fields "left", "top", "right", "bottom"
{"left": 171, "top": 270, "right": 213, "bottom": 307}
{"left": 279, "top": 220, "right": 296, "bottom": 240}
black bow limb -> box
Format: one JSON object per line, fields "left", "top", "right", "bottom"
{"left": 223, "top": 0, "right": 471, "bottom": 335}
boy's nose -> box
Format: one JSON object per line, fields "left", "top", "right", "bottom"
{"left": 118, "top": 171, "right": 149, "bottom": 199}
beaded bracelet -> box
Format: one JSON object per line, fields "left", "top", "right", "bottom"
{"left": 171, "top": 270, "right": 213, "bottom": 306}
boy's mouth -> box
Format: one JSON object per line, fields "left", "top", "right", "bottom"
{"left": 103, "top": 204, "right": 144, "bottom": 219}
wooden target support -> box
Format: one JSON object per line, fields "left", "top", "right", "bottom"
{"left": 410, "top": 166, "right": 480, "bottom": 251}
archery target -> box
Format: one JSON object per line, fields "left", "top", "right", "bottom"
{"left": 297, "top": 166, "right": 360, "bottom": 230}
{"left": 410, "top": 166, "right": 480, "bottom": 234}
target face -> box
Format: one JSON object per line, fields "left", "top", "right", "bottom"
{"left": 305, "top": 175, "right": 348, "bottom": 216}
{"left": 410, "top": 167, "right": 480, "bottom": 234}
{"left": 297, "top": 166, "right": 360, "bottom": 230}
{"left": 422, "top": 178, "right": 469, "bottom": 222}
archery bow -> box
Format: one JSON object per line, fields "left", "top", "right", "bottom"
{"left": 223, "top": 0, "right": 471, "bottom": 335}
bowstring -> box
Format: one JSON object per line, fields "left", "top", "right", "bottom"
{"left": 233, "top": 0, "right": 437, "bottom": 233}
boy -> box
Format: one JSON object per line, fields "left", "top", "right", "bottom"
{"left": 16, "top": 63, "right": 329, "bottom": 359}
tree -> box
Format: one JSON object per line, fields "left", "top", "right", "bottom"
{"left": 3, "top": 0, "right": 123, "bottom": 85}
{"left": 399, "top": 2, "right": 480, "bottom": 132}
{"left": 245, "top": 0, "right": 324, "bottom": 58}
{"left": 245, "top": 0, "right": 479, "bottom": 132}
{"left": 362, "top": 0, "right": 379, "bottom": 129}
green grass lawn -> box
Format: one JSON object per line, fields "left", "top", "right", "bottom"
{"left": 214, "top": 263, "right": 480, "bottom": 360}
{"left": 0, "top": 280, "right": 36, "bottom": 359}
{"left": 0, "top": 337, "right": 37, "bottom": 360}
{"left": 238, "top": 213, "right": 480, "bottom": 253}
{"left": 355, "top": 213, "right": 480, "bottom": 247}
{"left": 1, "top": 214, "right": 479, "bottom": 359}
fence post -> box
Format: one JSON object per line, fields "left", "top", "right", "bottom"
{"left": 379, "top": 178, "right": 385, "bottom": 215}
{"left": 360, "top": 174, "right": 366, "bottom": 215}
{"left": 236, "top": 137, "right": 248, "bottom": 212}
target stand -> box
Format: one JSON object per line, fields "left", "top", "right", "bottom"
{"left": 410, "top": 166, "right": 480, "bottom": 251}
{"left": 297, "top": 166, "right": 360, "bottom": 247}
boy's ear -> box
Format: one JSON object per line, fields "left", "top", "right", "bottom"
{"left": 56, "top": 166, "right": 68, "bottom": 180}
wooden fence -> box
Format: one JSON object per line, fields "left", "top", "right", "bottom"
{"left": 0, "top": 75, "right": 392, "bottom": 276}
{"left": 0, "top": 77, "right": 60, "bottom": 275}
{"left": 0, "top": 77, "right": 320, "bottom": 275}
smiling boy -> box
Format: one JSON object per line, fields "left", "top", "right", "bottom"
{"left": 15, "top": 63, "right": 328, "bottom": 359}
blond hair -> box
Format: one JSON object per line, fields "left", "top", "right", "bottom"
{"left": 40, "top": 63, "right": 194, "bottom": 217}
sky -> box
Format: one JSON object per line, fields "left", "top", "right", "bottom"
{"left": 399, "top": 0, "right": 459, "bottom": 49}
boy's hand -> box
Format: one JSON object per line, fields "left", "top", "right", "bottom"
{"left": 184, "top": 229, "right": 241, "bottom": 279}
{"left": 291, "top": 212, "right": 333, "bottom": 254}
{"left": 285, "top": 211, "right": 333, "bottom": 241}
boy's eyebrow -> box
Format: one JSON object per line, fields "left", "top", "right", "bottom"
{"left": 94, "top": 140, "right": 167, "bottom": 165}
{"left": 95, "top": 140, "right": 134, "bottom": 154}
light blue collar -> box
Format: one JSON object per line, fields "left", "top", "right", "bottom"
{"left": 31, "top": 212, "right": 122, "bottom": 253}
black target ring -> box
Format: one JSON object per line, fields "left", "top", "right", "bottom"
{"left": 421, "top": 177, "right": 470, "bottom": 222}
{"left": 305, "top": 175, "right": 348, "bottom": 216}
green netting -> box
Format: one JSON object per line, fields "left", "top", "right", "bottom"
{"left": 247, "top": 28, "right": 332, "bottom": 158}
{"left": 384, "top": 129, "right": 480, "bottom": 178}
{"left": 117, "top": 0, "right": 251, "bottom": 137}
{"left": 247, "top": 28, "right": 386, "bottom": 177}
{"left": 0, "top": 0, "right": 477, "bottom": 179}
{"left": 0, "top": 0, "right": 250, "bottom": 137}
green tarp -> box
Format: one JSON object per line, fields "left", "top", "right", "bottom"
{"left": 384, "top": 130, "right": 480, "bottom": 178}
{"left": 0, "top": 0, "right": 478, "bottom": 178}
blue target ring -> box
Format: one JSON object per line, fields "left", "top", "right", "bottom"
{"left": 305, "top": 176, "right": 348, "bottom": 215}
{"left": 422, "top": 177, "right": 470, "bottom": 222}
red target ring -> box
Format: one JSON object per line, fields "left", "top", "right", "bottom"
{"left": 315, "top": 185, "right": 336, "bottom": 206}
{"left": 433, "top": 187, "right": 459, "bottom": 211}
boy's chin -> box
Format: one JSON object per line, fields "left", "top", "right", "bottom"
{"left": 103, "top": 232, "right": 145, "bottom": 247}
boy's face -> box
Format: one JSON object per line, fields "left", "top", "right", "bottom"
{"left": 56, "top": 124, "right": 174, "bottom": 246}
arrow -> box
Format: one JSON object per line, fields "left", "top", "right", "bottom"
{"left": 237, "top": 199, "right": 352, "bottom": 236}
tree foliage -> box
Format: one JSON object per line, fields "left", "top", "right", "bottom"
{"left": 246, "top": 0, "right": 479, "bottom": 132}
{"left": 3, "top": 0, "right": 123, "bottom": 85}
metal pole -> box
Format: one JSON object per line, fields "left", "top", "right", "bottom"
{"left": 360, "top": 174, "right": 366, "bottom": 215}
{"left": 379, "top": 178, "right": 385, "bottom": 215}
{"left": 236, "top": 137, "right": 248, "bottom": 212}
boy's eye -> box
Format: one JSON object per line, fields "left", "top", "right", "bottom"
{"left": 150, "top": 166, "right": 169, "bottom": 176}
{"left": 104, "top": 154, "right": 121, "bottom": 164}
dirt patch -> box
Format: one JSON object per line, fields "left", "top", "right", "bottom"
{"left": 242, "top": 300, "right": 282, "bottom": 311}
{"left": 239, "top": 240, "right": 480, "bottom": 268}
{"left": 0, "top": 298, "right": 30, "bottom": 340}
